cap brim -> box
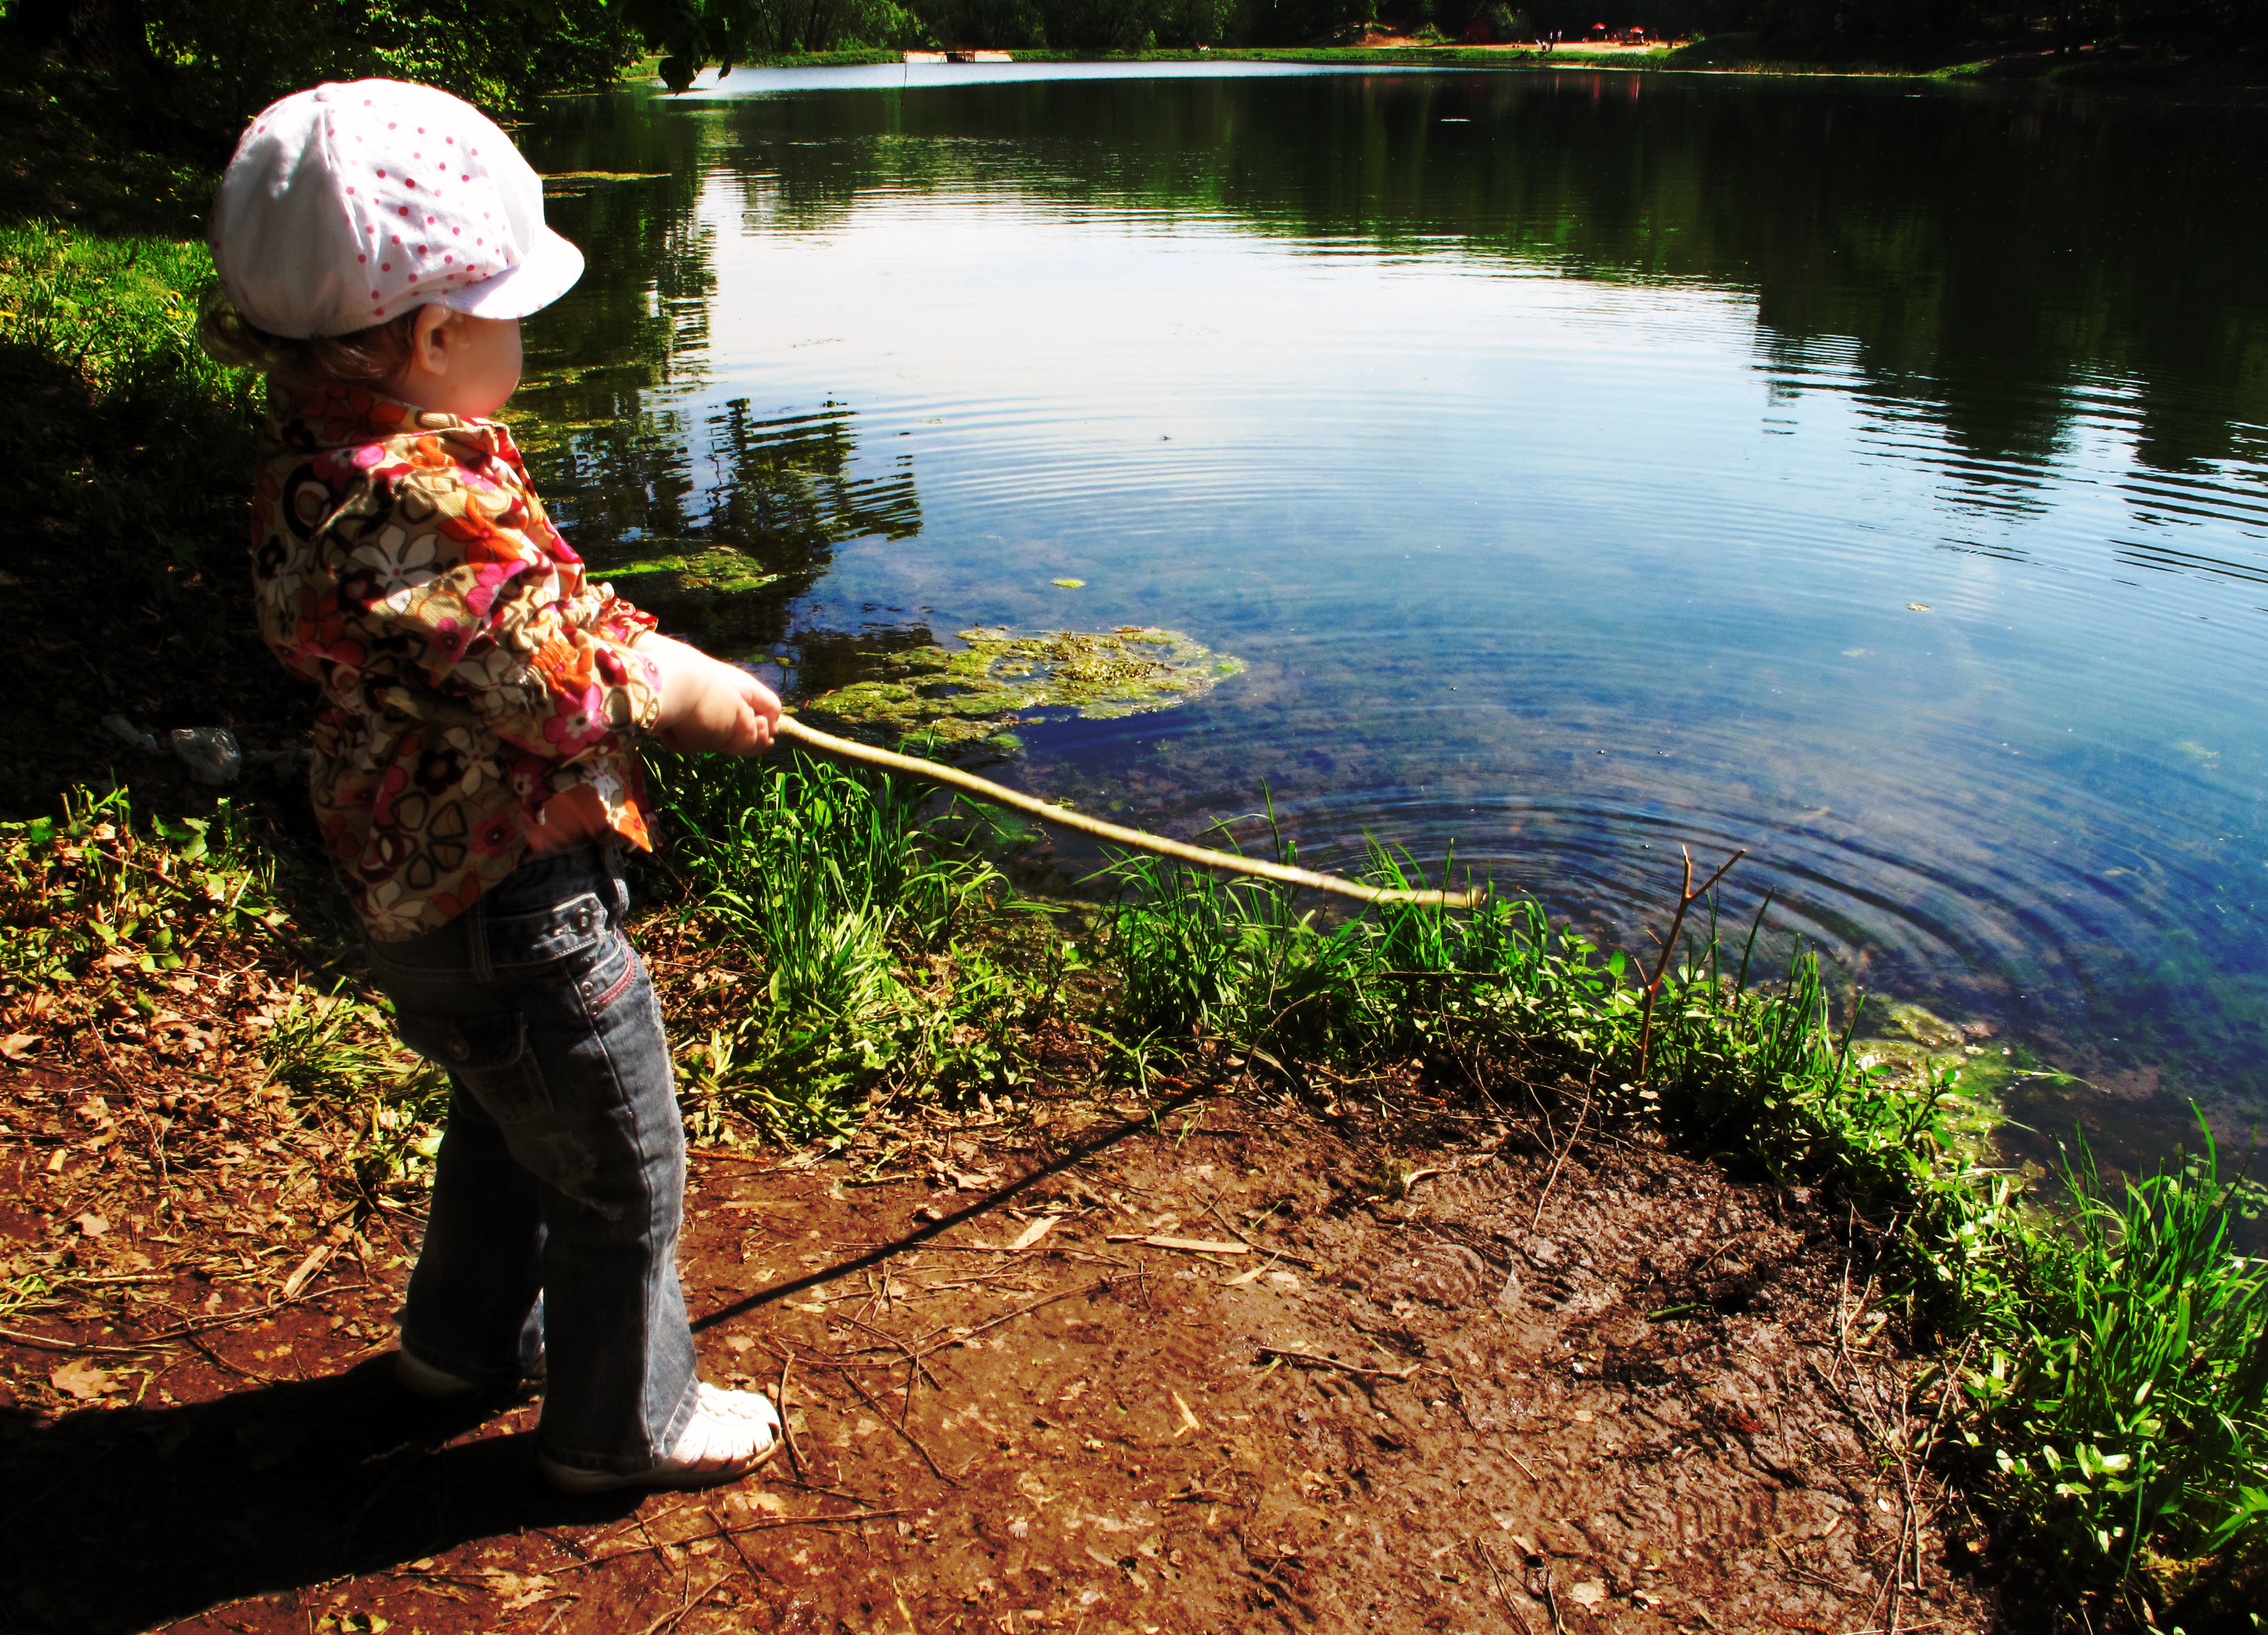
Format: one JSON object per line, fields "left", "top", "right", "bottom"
{"left": 433, "top": 224, "right": 585, "bottom": 321}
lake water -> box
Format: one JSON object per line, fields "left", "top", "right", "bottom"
{"left": 519, "top": 63, "right": 2268, "bottom": 1163}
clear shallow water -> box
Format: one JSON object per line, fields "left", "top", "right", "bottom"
{"left": 519, "top": 66, "right": 2268, "bottom": 1155}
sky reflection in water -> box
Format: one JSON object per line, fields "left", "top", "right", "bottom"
{"left": 520, "top": 66, "right": 2268, "bottom": 1157}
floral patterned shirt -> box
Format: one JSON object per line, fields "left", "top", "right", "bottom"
{"left": 251, "top": 386, "right": 663, "bottom": 941}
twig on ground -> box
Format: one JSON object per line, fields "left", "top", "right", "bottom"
{"left": 183, "top": 1328, "right": 286, "bottom": 1385}
{"left": 92, "top": 1029, "right": 170, "bottom": 1198}
{"left": 1633, "top": 844, "right": 1746, "bottom": 1090}
{"left": 638, "top": 1567, "right": 729, "bottom": 1635}
{"left": 1529, "top": 1063, "right": 1599, "bottom": 1231}
{"left": 1916, "top": 1335, "right": 1977, "bottom": 1467}
{"left": 1524, "top": 1552, "right": 1566, "bottom": 1634}
{"left": 1203, "top": 1198, "right": 1317, "bottom": 1268}
{"left": 0, "top": 1280, "right": 366, "bottom": 1355}
{"left": 557, "top": 1509, "right": 909, "bottom": 1573}
{"left": 906, "top": 1273, "right": 1125, "bottom": 1361}
{"left": 1442, "top": 1369, "right": 1484, "bottom": 1435}
{"left": 703, "top": 1498, "right": 766, "bottom": 1592}
{"left": 775, "top": 1351, "right": 806, "bottom": 1481}
{"left": 841, "top": 1366, "right": 958, "bottom": 1487}
{"left": 1472, "top": 1539, "right": 1535, "bottom": 1635}
{"left": 686, "top": 1147, "right": 792, "bottom": 1168}
{"left": 1255, "top": 1345, "right": 1419, "bottom": 1381}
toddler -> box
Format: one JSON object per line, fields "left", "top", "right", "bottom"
{"left": 205, "top": 78, "right": 784, "bottom": 1492}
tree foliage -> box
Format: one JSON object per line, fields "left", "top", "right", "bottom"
{"left": 617, "top": 0, "right": 926, "bottom": 86}
{"left": 4, "top": 0, "right": 643, "bottom": 137}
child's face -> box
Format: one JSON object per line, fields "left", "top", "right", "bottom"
{"left": 391, "top": 308, "right": 524, "bottom": 420}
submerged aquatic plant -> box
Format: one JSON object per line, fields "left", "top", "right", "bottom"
{"left": 798, "top": 625, "right": 1246, "bottom": 760}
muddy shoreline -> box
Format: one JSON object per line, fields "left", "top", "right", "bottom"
{"left": 3, "top": 1055, "right": 2001, "bottom": 1633}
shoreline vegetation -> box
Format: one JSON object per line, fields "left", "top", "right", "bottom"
{"left": 707, "top": 36, "right": 2267, "bottom": 88}
{"left": 0, "top": 12, "right": 2262, "bottom": 1631}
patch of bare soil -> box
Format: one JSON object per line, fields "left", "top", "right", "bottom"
{"left": 3, "top": 1066, "right": 1998, "bottom": 1634}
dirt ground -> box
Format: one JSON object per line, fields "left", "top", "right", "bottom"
{"left": 3, "top": 1061, "right": 2002, "bottom": 1635}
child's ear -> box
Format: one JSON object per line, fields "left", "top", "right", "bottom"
{"left": 410, "top": 303, "right": 457, "bottom": 373}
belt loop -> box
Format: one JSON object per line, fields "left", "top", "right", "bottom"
{"left": 467, "top": 888, "right": 494, "bottom": 985}
{"left": 603, "top": 842, "right": 630, "bottom": 922}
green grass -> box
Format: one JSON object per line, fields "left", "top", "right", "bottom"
{"left": 0, "top": 785, "right": 280, "bottom": 989}
{"left": 0, "top": 221, "right": 264, "bottom": 574}
{"left": 651, "top": 749, "right": 1028, "bottom": 1135}
{"left": 1963, "top": 1127, "right": 2268, "bottom": 1605}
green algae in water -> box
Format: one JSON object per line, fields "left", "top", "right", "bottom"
{"left": 539, "top": 171, "right": 672, "bottom": 195}
{"left": 798, "top": 625, "right": 1246, "bottom": 761}
{"left": 596, "top": 548, "right": 786, "bottom": 635}
{"left": 605, "top": 549, "right": 785, "bottom": 601}
{"left": 1850, "top": 999, "right": 2087, "bottom": 1169}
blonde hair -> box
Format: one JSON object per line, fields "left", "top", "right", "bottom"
{"left": 198, "top": 284, "right": 421, "bottom": 391}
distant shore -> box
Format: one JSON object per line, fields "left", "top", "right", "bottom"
{"left": 711, "top": 38, "right": 2266, "bottom": 91}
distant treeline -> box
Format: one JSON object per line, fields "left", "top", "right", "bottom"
{"left": 0, "top": 0, "right": 638, "bottom": 138}
{"left": 630, "top": 0, "right": 2259, "bottom": 61}
{"left": 0, "top": 0, "right": 2253, "bottom": 210}
{"left": 9, "top": 0, "right": 2256, "bottom": 132}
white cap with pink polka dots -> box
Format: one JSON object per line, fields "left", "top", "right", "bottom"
{"left": 210, "top": 78, "right": 585, "bottom": 340}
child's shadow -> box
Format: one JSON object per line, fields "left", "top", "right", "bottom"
{"left": 1, "top": 1357, "right": 639, "bottom": 1634}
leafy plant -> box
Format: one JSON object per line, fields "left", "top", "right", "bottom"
{"left": 1963, "top": 1121, "right": 2268, "bottom": 1587}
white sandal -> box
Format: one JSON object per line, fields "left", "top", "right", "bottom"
{"left": 538, "top": 1383, "right": 782, "bottom": 1493}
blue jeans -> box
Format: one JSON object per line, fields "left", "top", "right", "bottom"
{"left": 365, "top": 843, "right": 701, "bottom": 1480}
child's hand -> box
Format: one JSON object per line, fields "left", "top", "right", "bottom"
{"left": 640, "top": 634, "right": 781, "bottom": 756}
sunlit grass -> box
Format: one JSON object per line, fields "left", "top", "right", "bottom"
{"left": 1, "top": 786, "right": 280, "bottom": 988}
{"left": 1, "top": 786, "right": 451, "bottom": 1199}
{"left": 0, "top": 223, "right": 263, "bottom": 576}
{"left": 650, "top": 749, "right": 1016, "bottom": 1133}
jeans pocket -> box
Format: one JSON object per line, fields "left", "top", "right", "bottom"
{"left": 394, "top": 1008, "right": 554, "bottom": 1125}
{"left": 488, "top": 889, "right": 616, "bottom": 974}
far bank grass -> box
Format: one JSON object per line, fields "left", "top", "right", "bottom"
{"left": 712, "top": 39, "right": 2263, "bottom": 88}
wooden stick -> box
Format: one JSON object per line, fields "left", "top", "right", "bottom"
{"left": 772, "top": 714, "right": 1485, "bottom": 909}
{"left": 1255, "top": 1345, "right": 1421, "bottom": 1381}
{"left": 1634, "top": 845, "right": 1747, "bottom": 1089}
{"left": 841, "top": 1366, "right": 959, "bottom": 1487}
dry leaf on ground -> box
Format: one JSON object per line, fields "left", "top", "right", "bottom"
{"left": 50, "top": 1358, "right": 117, "bottom": 1400}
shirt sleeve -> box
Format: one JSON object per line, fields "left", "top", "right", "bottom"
{"left": 326, "top": 461, "right": 663, "bottom": 762}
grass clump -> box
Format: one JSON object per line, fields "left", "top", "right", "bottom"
{"left": 1, "top": 785, "right": 284, "bottom": 991}
{"left": 1961, "top": 1130, "right": 2268, "bottom": 1617}
{"left": 648, "top": 749, "right": 1043, "bottom": 1136}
